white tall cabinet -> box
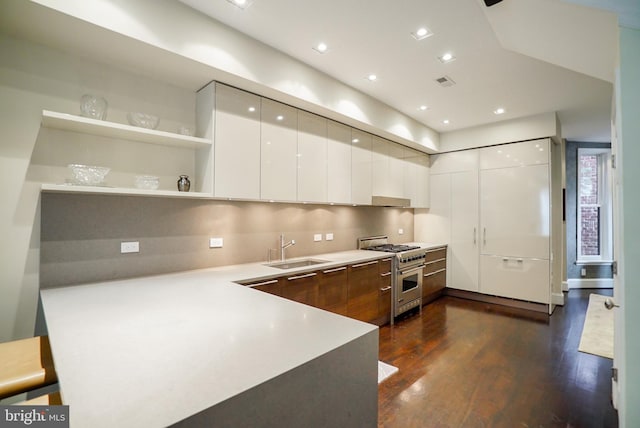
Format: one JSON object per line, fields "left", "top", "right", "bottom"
{"left": 479, "top": 140, "right": 551, "bottom": 304}
{"left": 424, "top": 139, "right": 553, "bottom": 305}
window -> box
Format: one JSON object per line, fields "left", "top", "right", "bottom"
{"left": 577, "top": 148, "right": 612, "bottom": 262}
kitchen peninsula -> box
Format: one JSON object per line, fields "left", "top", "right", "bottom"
{"left": 40, "top": 251, "right": 389, "bottom": 427}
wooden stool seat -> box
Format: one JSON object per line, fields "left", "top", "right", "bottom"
{"left": 16, "top": 391, "right": 62, "bottom": 406}
{"left": 0, "top": 336, "right": 58, "bottom": 400}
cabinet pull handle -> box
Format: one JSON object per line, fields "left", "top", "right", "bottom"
{"left": 351, "top": 260, "right": 378, "bottom": 268}
{"left": 424, "top": 268, "right": 446, "bottom": 277}
{"left": 380, "top": 286, "right": 392, "bottom": 292}
{"left": 382, "top": 258, "right": 393, "bottom": 262}
{"left": 248, "top": 279, "right": 278, "bottom": 287}
{"left": 503, "top": 257, "right": 509, "bottom": 262}
{"left": 517, "top": 258, "right": 524, "bottom": 263}
{"left": 323, "top": 266, "right": 347, "bottom": 274}
{"left": 473, "top": 227, "right": 477, "bottom": 245}
{"left": 380, "top": 272, "right": 392, "bottom": 277}
{"left": 483, "top": 228, "right": 487, "bottom": 246}
{"left": 425, "top": 258, "right": 446, "bottom": 265}
{"left": 287, "top": 272, "right": 317, "bottom": 281}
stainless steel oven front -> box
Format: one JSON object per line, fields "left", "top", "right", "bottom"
{"left": 394, "top": 262, "right": 423, "bottom": 317}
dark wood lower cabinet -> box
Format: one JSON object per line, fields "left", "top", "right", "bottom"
{"left": 423, "top": 247, "right": 447, "bottom": 305}
{"left": 243, "top": 278, "right": 283, "bottom": 296}
{"left": 317, "top": 266, "right": 348, "bottom": 316}
{"left": 281, "top": 272, "right": 318, "bottom": 307}
{"left": 347, "top": 260, "right": 380, "bottom": 323}
{"left": 377, "top": 257, "right": 393, "bottom": 325}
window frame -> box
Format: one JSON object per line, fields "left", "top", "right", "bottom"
{"left": 576, "top": 148, "right": 613, "bottom": 263}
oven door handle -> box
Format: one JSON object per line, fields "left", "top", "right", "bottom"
{"left": 399, "top": 264, "right": 425, "bottom": 276}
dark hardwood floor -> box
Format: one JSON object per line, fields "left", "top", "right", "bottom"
{"left": 378, "top": 289, "right": 618, "bottom": 428}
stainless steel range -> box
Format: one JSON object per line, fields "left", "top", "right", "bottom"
{"left": 358, "top": 235, "right": 427, "bottom": 321}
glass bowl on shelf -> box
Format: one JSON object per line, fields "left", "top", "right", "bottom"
{"left": 80, "top": 95, "right": 108, "bottom": 120}
{"left": 127, "top": 112, "right": 159, "bottom": 130}
{"left": 134, "top": 175, "right": 159, "bottom": 190}
{"left": 68, "top": 164, "right": 110, "bottom": 186}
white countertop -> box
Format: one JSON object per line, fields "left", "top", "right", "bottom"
{"left": 40, "top": 248, "right": 419, "bottom": 427}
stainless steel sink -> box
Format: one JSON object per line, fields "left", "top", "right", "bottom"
{"left": 265, "top": 258, "right": 329, "bottom": 270}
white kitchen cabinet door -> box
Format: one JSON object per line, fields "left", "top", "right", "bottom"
{"left": 421, "top": 173, "right": 451, "bottom": 244}
{"left": 389, "top": 143, "right": 405, "bottom": 198}
{"left": 450, "top": 170, "right": 479, "bottom": 292}
{"left": 480, "top": 255, "right": 550, "bottom": 303}
{"left": 214, "top": 84, "right": 261, "bottom": 199}
{"left": 260, "top": 98, "right": 298, "bottom": 201}
{"left": 297, "top": 111, "right": 328, "bottom": 203}
{"left": 351, "top": 129, "right": 372, "bottom": 205}
{"left": 480, "top": 138, "right": 549, "bottom": 170}
{"left": 327, "top": 120, "right": 352, "bottom": 204}
{"left": 403, "top": 149, "right": 430, "bottom": 208}
{"left": 480, "top": 164, "right": 550, "bottom": 259}
{"left": 371, "top": 136, "right": 391, "bottom": 197}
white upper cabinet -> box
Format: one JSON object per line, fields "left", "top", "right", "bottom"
{"left": 260, "top": 98, "right": 298, "bottom": 201}
{"left": 297, "top": 111, "right": 328, "bottom": 203}
{"left": 351, "top": 129, "right": 373, "bottom": 205}
{"left": 479, "top": 139, "right": 549, "bottom": 170}
{"left": 327, "top": 120, "right": 352, "bottom": 204}
{"left": 214, "top": 83, "right": 261, "bottom": 199}
{"left": 403, "top": 148, "right": 430, "bottom": 208}
{"left": 371, "top": 137, "right": 404, "bottom": 198}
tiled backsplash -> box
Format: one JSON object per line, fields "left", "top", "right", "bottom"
{"left": 40, "top": 193, "right": 414, "bottom": 287}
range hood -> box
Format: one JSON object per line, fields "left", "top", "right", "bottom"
{"left": 371, "top": 196, "right": 411, "bottom": 207}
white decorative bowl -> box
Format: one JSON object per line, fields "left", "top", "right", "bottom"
{"left": 127, "top": 112, "right": 159, "bottom": 129}
{"left": 134, "top": 175, "right": 159, "bottom": 190}
{"left": 68, "top": 164, "right": 110, "bottom": 186}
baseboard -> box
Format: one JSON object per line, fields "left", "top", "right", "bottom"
{"left": 551, "top": 292, "right": 565, "bottom": 306}
{"left": 567, "top": 278, "right": 614, "bottom": 289}
{"left": 562, "top": 281, "right": 569, "bottom": 292}
{"left": 443, "top": 289, "right": 549, "bottom": 313}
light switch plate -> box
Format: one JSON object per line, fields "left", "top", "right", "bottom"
{"left": 314, "top": 234, "right": 322, "bottom": 242}
{"left": 325, "top": 233, "right": 334, "bottom": 241}
{"left": 209, "top": 237, "right": 223, "bottom": 248}
{"left": 121, "top": 241, "right": 139, "bottom": 254}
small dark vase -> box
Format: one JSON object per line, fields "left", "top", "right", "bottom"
{"left": 177, "top": 175, "right": 191, "bottom": 192}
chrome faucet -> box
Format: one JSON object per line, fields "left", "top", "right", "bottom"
{"left": 280, "top": 233, "right": 295, "bottom": 261}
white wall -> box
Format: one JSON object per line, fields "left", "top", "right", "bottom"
{"left": 439, "top": 112, "right": 559, "bottom": 152}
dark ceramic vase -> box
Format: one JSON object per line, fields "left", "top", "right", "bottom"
{"left": 177, "top": 175, "right": 191, "bottom": 192}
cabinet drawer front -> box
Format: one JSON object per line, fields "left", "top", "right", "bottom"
{"left": 425, "top": 248, "right": 446, "bottom": 263}
{"left": 423, "top": 270, "right": 446, "bottom": 296}
{"left": 479, "top": 255, "right": 549, "bottom": 304}
{"left": 424, "top": 259, "right": 446, "bottom": 273}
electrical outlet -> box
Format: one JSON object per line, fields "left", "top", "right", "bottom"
{"left": 121, "top": 241, "right": 139, "bottom": 254}
{"left": 398, "top": 228, "right": 404, "bottom": 235}
{"left": 314, "top": 234, "right": 322, "bottom": 242}
{"left": 209, "top": 237, "right": 223, "bottom": 248}
{"left": 581, "top": 267, "right": 587, "bottom": 277}
{"left": 325, "top": 233, "right": 334, "bottom": 241}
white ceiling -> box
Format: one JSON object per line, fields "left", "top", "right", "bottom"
{"left": 178, "top": 0, "right": 618, "bottom": 141}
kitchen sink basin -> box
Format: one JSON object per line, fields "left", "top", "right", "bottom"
{"left": 265, "top": 259, "right": 329, "bottom": 270}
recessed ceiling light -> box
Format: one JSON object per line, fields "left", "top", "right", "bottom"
{"left": 313, "top": 42, "right": 328, "bottom": 53}
{"left": 352, "top": 138, "right": 360, "bottom": 143}
{"left": 276, "top": 115, "right": 284, "bottom": 121}
{"left": 367, "top": 74, "right": 378, "bottom": 82}
{"left": 226, "top": 0, "right": 254, "bottom": 9}
{"left": 494, "top": 107, "right": 505, "bottom": 115}
{"left": 438, "top": 52, "right": 456, "bottom": 63}
{"left": 419, "top": 105, "right": 429, "bottom": 111}
{"left": 411, "top": 27, "right": 433, "bottom": 41}
{"left": 443, "top": 119, "right": 450, "bottom": 124}
{"left": 248, "top": 106, "right": 256, "bottom": 112}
